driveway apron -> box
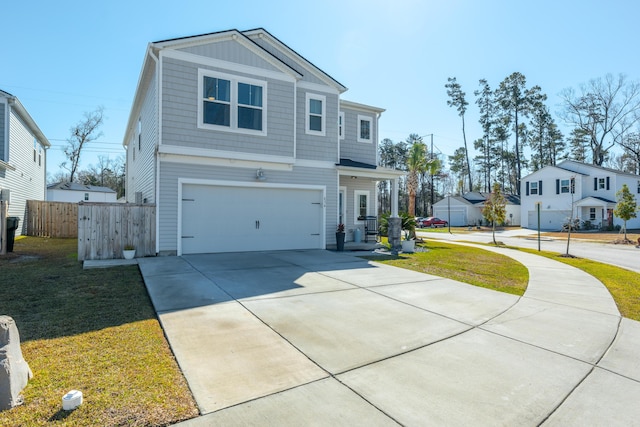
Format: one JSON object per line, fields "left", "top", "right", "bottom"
{"left": 138, "top": 246, "right": 640, "bottom": 426}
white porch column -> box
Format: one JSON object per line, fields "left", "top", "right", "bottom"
{"left": 391, "top": 178, "right": 399, "bottom": 217}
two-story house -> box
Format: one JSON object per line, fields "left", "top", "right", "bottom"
{"left": 123, "top": 28, "right": 403, "bottom": 255}
{"left": 521, "top": 160, "right": 640, "bottom": 230}
{"left": 0, "top": 90, "right": 49, "bottom": 236}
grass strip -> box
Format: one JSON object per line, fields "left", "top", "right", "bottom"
{"left": 364, "top": 240, "right": 528, "bottom": 296}
{"left": 0, "top": 237, "right": 198, "bottom": 426}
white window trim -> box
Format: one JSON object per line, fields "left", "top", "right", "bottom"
{"left": 530, "top": 181, "right": 538, "bottom": 195}
{"left": 339, "top": 111, "right": 345, "bottom": 140}
{"left": 357, "top": 114, "right": 373, "bottom": 143}
{"left": 197, "top": 68, "right": 267, "bottom": 136}
{"left": 354, "top": 190, "right": 370, "bottom": 223}
{"left": 305, "top": 93, "right": 326, "bottom": 137}
{"left": 560, "top": 179, "right": 570, "bottom": 193}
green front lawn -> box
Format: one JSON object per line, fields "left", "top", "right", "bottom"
{"left": 517, "top": 247, "right": 640, "bottom": 321}
{"left": 366, "top": 240, "right": 529, "bottom": 296}
{"left": 0, "top": 237, "right": 198, "bottom": 426}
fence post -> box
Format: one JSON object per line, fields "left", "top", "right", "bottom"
{"left": 0, "top": 201, "right": 7, "bottom": 255}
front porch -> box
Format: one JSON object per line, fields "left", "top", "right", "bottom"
{"left": 575, "top": 196, "right": 615, "bottom": 229}
{"left": 336, "top": 159, "right": 404, "bottom": 247}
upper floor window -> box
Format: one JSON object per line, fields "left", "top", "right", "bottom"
{"left": 357, "top": 115, "right": 372, "bottom": 143}
{"left": 305, "top": 93, "right": 325, "bottom": 136}
{"left": 637, "top": 180, "right": 640, "bottom": 194}
{"left": 598, "top": 178, "right": 605, "bottom": 189}
{"left": 560, "top": 179, "right": 570, "bottom": 193}
{"left": 339, "top": 112, "right": 345, "bottom": 140}
{"left": 530, "top": 181, "right": 539, "bottom": 195}
{"left": 84, "top": 193, "right": 89, "bottom": 201}
{"left": 137, "top": 118, "right": 142, "bottom": 151}
{"left": 199, "top": 70, "right": 266, "bottom": 135}
{"left": 33, "top": 138, "right": 37, "bottom": 162}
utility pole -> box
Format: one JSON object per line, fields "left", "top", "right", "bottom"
{"left": 429, "top": 134, "right": 434, "bottom": 216}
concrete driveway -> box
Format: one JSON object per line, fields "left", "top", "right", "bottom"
{"left": 138, "top": 247, "right": 640, "bottom": 426}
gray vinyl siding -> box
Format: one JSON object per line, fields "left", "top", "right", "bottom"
{"left": 127, "top": 71, "right": 158, "bottom": 203}
{"left": 249, "top": 38, "right": 326, "bottom": 86}
{"left": 179, "top": 40, "right": 282, "bottom": 74}
{"left": 340, "top": 107, "right": 377, "bottom": 166}
{"left": 295, "top": 89, "right": 339, "bottom": 162}
{"left": 340, "top": 175, "right": 378, "bottom": 241}
{"left": 161, "top": 56, "right": 295, "bottom": 158}
{"left": 0, "top": 102, "right": 5, "bottom": 161}
{"left": 157, "top": 160, "right": 337, "bottom": 253}
{"left": 0, "top": 109, "right": 46, "bottom": 235}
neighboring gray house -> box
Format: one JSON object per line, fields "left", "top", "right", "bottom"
{"left": 521, "top": 160, "right": 640, "bottom": 231}
{"left": 0, "top": 90, "right": 49, "bottom": 236}
{"left": 123, "top": 28, "right": 403, "bottom": 255}
{"left": 433, "top": 192, "right": 521, "bottom": 227}
{"left": 47, "top": 182, "right": 117, "bottom": 203}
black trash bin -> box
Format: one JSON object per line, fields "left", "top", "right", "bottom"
{"left": 6, "top": 217, "right": 20, "bottom": 252}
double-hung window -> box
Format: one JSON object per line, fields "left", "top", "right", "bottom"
{"left": 199, "top": 70, "right": 266, "bottom": 134}
{"left": 530, "top": 181, "right": 539, "bottom": 195}
{"left": 339, "top": 112, "right": 345, "bottom": 140}
{"left": 560, "top": 179, "right": 570, "bottom": 193}
{"left": 357, "top": 115, "right": 372, "bottom": 143}
{"left": 306, "top": 93, "right": 325, "bottom": 136}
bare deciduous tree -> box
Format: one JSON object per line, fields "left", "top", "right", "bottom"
{"left": 61, "top": 106, "right": 105, "bottom": 182}
{"left": 560, "top": 74, "right": 640, "bottom": 166}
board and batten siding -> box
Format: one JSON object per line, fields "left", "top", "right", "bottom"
{"left": 160, "top": 56, "right": 295, "bottom": 158}
{"left": 0, "top": 109, "right": 46, "bottom": 235}
{"left": 127, "top": 71, "right": 158, "bottom": 204}
{"left": 339, "top": 106, "right": 377, "bottom": 166}
{"left": 248, "top": 37, "right": 327, "bottom": 87}
{"left": 295, "top": 89, "right": 339, "bottom": 162}
{"left": 157, "top": 160, "right": 337, "bottom": 254}
{"left": 179, "top": 40, "right": 283, "bottom": 74}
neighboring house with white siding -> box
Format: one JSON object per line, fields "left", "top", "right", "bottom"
{"left": 123, "top": 28, "right": 403, "bottom": 255}
{"left": 520, "top": 160, "right": 640, "bottom": 231}
{"left": 433, "top": 192, "right": 521, "bottom": 227}
{"left": 0, "top": 90, "right": 49, "bottom": 236}
{"left": 47, "top": 182, "right": 117, "bottom": 203}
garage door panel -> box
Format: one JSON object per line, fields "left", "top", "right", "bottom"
{"left": 181, "top": 184, "right": 323, "bottom": 254}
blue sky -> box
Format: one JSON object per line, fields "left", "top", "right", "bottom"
{"left": 3, "top": 0, "right": 639, "bottom": 179}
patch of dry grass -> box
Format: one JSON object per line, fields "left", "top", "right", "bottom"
{"left": 0, "top": 237, "right": 198, "bottom": 426}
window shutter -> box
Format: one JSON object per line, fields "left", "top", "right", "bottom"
{"left": 539, "top": 180, "right": 543, "bottom": 196}
{"left": 556, "top": 179, "right": 560, "bottom": 194}
{"left": 526, "top": 181, "right": 529, "bottom": 196}
{"left": 594, "top": 177, "right": 598, "bottom": 191}
{"left": 606, "top": 176, "right": 610, "bottom": 190}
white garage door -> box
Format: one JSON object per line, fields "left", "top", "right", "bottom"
{"left": 527, "top": 210, "right": 570, "bottom": 231}
{"left": 181, "top": 184, "right": 324, "bottom": 254}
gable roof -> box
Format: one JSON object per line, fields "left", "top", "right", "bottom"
{"left": 557, "top": 159, "right": 640, "bottom": 178}
{"left": 48, "top": 182, "right": 116, "bottom": 193}
{"left": 242, "top": 28, "right": 347, "bottom": 93}
{"left": 124, "top": 28, "right": 347, "bottom": 147}
{"left": 0, "top": 89, "right": 50, "bottom": 148}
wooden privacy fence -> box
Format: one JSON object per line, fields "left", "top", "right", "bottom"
{"left": 78, "top": 203, "right": 156, "bottom": 261}
{"left": 26, "top": 200, "right": 78, "bottom": 238}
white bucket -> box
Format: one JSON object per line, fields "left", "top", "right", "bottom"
{"left": 62, "top": 390, "right": 83, "bottom": 410}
